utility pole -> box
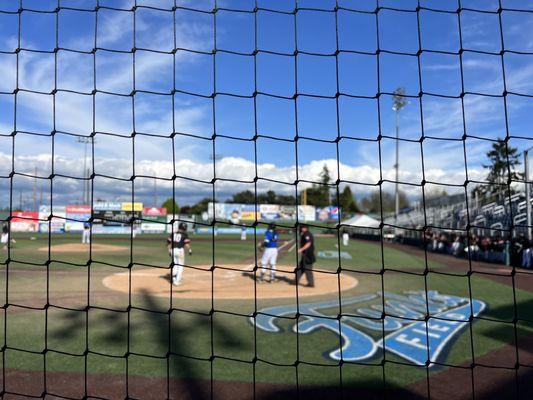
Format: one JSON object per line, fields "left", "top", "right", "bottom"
{"left": 86, "top": 168, "right": 91, "bottom": 204}
{"left": 525, "top": 147, "right": 532, "bottom": 241}
{"left": 33, "top": 166, "right": 37, "bottom": 212}
{"left": 153, "top": 178, "right": 157, "bottom": 207}
{"left": 392, "top": 88, "right": 408, "bottom": 226}
{"left": 77, "top": 136, "right": 95, "bottom": 204}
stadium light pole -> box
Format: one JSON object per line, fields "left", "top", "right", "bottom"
{"left": 392, "top": 88, "right": 408, "bottom": 226}
{"left": 525, "top": 146, "right": 532, "bottom": 241}
{"left": 77, "top": 136, "right": 95, "bottom": 204}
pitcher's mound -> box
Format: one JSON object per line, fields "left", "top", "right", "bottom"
{"left": 39, "top": 243, "right": 128, "bottom": 253}
{"left": 103, "top": 265, "right": 358, "bottom": 300}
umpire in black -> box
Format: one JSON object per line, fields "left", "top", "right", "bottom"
{"left": 295, "top": 224, "right": 316, "bottom": 287}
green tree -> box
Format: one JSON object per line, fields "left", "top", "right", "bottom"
{"left": 161, "top": 198, "right": 179, "bottom": 215}
{"left": 337, "top": 186, "right": 359, "bottom": 213}
{"left": 306, "top": 164, "right": 333, "bottom": 207}
{"left": 475, "top": 139, "right": 523, "bottom": 203}
{"left": 257, "top": 190, "right": 277, "bottom": 204}
{"left": 229, "top": 190, "right": 256, "bottom": 204}
{"left": 361, "top": 190, "right": 410, "bottom": 213}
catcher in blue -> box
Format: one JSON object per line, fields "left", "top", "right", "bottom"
{"left": 167, "top": 222, "right": 192, "bottom": 286}
{"left": 259, "top": 223, "right": 279, "bottom": 283}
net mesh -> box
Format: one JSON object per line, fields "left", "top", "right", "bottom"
{"left": 0, "top": 0, "right": 532, "bottom": 399}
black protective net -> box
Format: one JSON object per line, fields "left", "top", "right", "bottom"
{"left": 0, "top": 0, "right": 532, "bottom": 399}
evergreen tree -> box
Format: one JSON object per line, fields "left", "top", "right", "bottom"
{"left": 337, "top": 186, "right": 359, "bottom": 213}
{"left": 161, "top": 198, "right": 179, "bottom": 214}
{"left": 475, "top": 139, "right": 523, "bottom": 203}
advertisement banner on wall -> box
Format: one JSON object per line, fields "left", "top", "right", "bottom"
{"left": 259, "top": 204, "right": 281, "bottom": 220}
{"left": 141, "top": 207, "right": 167, "bottom": 233}
{"left": 122, "top": 202, "right": 143, "bottom": 212}
{"left": 91, "top": 225, "right": 131, "bottom": 234}
{"left": 65, "top": 205, "right": 91, "bottom": 232}
{"left": 94, "top": 202, "right": 122, "bottom": 211}
{"left": 208, "top": 203, "right": 246, "bottom": 222}
{"left": 240, "top": 204, "right": 258, "bottom": 221}
{"left": 11, "top": 212, "right": 39, "bottom": 232}
{"left": 209, "top": 203, "right": 316, "bottom": 222}
{"left": 38, "top": 206, "right": 66, "bottom": 233}
{"left": 298, "top": 206, "right": 316, "bottom": 221}
{"left": 316, "top": 206, "right": 340, "bottom": 221}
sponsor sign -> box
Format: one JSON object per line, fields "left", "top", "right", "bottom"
{"left": 11, "top": 212, "right": 39, "bottom": 232}
{"left": 240, "top": 211, "right": 258, "bottom": 221}
{"left": 122, "top": 202, "right": 143, "bottom": 212}
{"left": 66, "top": 205, "right": 91, "bottom": 214}
{"left": 209, "top": 203, "right": 317, "bottom": 222}
{"left": 252, "top": 290, "right": 485, "bottom": 366}
{"left": 259, "top": 204, "right": 281, "bottom": 220}
{"left": 65, "top": 205, "right": 91, "bottom": 232}
{"left": 94, "top": 209, "right": 141, "bottom": 226}
{"left": 196, "top": 227, "right": 267, "bottom": 235}
{"left": 298, "top": 205, "right": 316, "bottom": 222}
{"left": 141, "top": 207, "right": 167, "bottom": 233}
{"left": 143, "top": 207, "right": 167, "bottom": 217}
{"left": 38, "top": 206, "right": 66, "bottom": 233}
{"left": 317, "top": 206, "right": 340, "bottom": 221}
{"left": 94, "top": 202, "right": 122, "bottom": 211}
{"left": 91, "top": 225, "right": 133, "bottom": 234}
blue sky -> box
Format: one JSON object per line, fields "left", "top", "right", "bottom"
{"left": 0, "top": 0, "right": 532, "bottom": 208}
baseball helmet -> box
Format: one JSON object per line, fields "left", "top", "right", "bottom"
{"left": 178, "top": 222, "right": 187, "bottom": 231}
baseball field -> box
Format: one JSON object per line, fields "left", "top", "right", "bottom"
{"left": 2, "top": 231, "right": 533, "bottom": 399}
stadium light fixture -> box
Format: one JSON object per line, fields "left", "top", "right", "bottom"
{"left": 392, "top": 88, "right": 409, "bottom": 228}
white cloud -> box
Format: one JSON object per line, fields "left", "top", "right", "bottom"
{"left": 0, "top": 152, "right": 486, "bottom": 208}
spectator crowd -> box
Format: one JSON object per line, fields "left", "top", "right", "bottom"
{"left": 422, "top": 229, "right": 532, "bottom": 269}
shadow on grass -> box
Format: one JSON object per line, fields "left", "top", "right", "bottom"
{"left": 50, "top": 290, "right": 428, "bottom": 400}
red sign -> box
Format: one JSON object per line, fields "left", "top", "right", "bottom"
{"left": 11, "top": 211, "right": 39, "bottom": 221}
{"left": 143, "top": 207, "right": 167, "bottom": 216}
{"left": 66, "top": 205, "right": 92, "bottom": 214}
{"left": 11, "top": 212, "right": 39, "bottom": 232}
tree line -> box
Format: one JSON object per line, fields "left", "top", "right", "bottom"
{"left": 162, "top": 164, "right": 410, "bottom": 216}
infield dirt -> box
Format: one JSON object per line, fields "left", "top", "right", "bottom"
{"left": 103, "top": 264, "right": 359, "bottom": 300}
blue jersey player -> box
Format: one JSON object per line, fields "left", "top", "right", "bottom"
{"left": 260, "top": 223, "right": 279, "bottom": 283}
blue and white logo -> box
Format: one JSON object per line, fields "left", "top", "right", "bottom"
{"left": 252, "top": 290, "right": 485, "bottom": 366}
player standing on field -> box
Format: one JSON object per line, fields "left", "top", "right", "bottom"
{"left": 1, "top": 224, "right": 13, "bottom": 250}
{"left": 260, "top": 223, "right": 279, "bottom": 283}
{"left": 295, "top": 224, "right": 316, "bottom": 287}
{"left": 167, "top": 222, "right": 192, "bottom": 286}
{"left": 82, "top": 222, "right": 91, "bottom": 244}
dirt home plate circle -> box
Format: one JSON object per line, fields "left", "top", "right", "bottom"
{"left": 103, "top": 265, "right": 359, "bottom": 300}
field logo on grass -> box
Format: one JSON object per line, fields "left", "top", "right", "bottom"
{"left": 317, "top": 250, "right": 352, "bottom": 260}
{"left": 253, "top": 290, "right": 485, "bottom": 366}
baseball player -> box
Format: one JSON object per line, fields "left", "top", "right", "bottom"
{"left": 1, "top": 224, "right": 11, "bottom": 250}
{"left": 260, "top": 223, "right": 279, "bottom": 283}
{"left": 342, "top": 230, "right": 349, "bottom": 246}
{"left": 82, "top": 222, "right": 91, "bottom": 244}
{"left": 167, "top": 222, "right": 192, "bottom": 286}
{"left": 295, "top": 224, "right": 316, "bottom": 287}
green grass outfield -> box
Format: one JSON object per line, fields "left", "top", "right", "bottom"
{"left": 1, "top": 232, "right": 532, "bottom": 391}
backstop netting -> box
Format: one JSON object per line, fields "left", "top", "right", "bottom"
{"left": 0, "top": 0, "right": 532, "bottom": 399}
